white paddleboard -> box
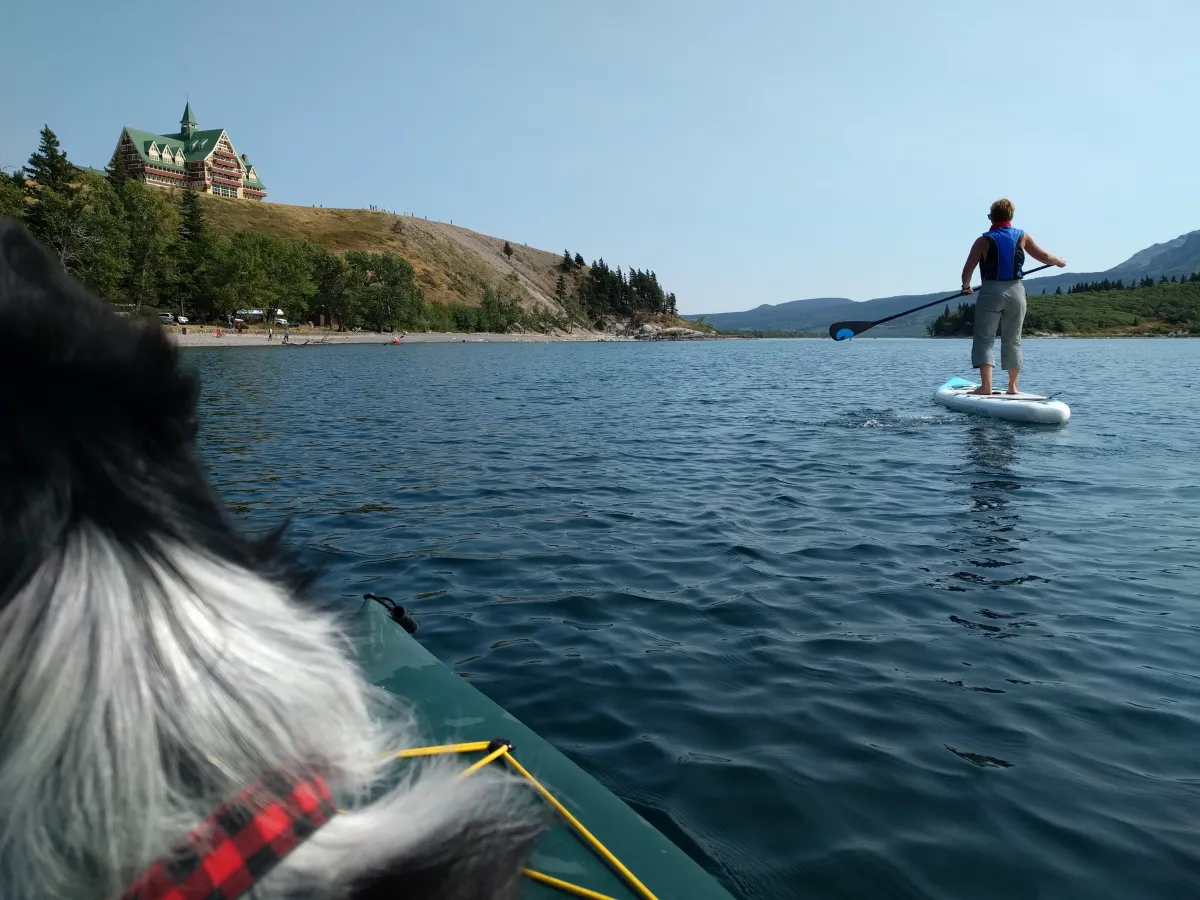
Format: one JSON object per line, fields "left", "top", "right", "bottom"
{"left": 933, "top": 377, "right": 1070, "bottom": 425}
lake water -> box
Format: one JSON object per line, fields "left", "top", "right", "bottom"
{"left": 192, "top": 338, "right": 1200, "bottom": 900}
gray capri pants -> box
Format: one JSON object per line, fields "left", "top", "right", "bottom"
{"left": 972, "top": 279, "right": 1026, "bottom": 370}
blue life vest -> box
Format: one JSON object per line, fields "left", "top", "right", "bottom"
{"left": 980, "top": 225, "right": 1025, "bottom": 281}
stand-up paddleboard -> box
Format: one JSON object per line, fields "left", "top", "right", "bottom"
{"left": 934, "top": 377, "right": 1070, "bottom": 425}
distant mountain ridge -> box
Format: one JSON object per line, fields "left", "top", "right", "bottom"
{"left": 692, "top": 228, "right": 1200, "bottom": 334}
{"left": 1108, "top": 230, "right": 1200, "bottom": 279}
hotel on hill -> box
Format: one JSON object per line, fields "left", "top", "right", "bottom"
{"left": 111, "top": 103, "right": 266, "bottom": 200}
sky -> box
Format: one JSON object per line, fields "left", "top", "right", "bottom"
{"left": 2, "top": 0, "right": 1199, "bottom": 314}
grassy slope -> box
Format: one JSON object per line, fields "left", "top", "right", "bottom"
{"left": 199, "top": 195, "right": 574, "bottom": 314}
{"left": 930, "top": 281, "right": 1200, "bottom": 337}
{"left": 1023, "top": 281, "right": 1200, "bottom": 334}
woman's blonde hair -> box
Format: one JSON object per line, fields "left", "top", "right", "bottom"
{"left": 989, "top": 198, "right": 1015, "bottom": 222}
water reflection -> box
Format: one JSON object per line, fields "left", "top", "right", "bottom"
{"left": 943, "top": 421, "right": 1046, "bottom": 638}
{"left": 962, "top": 421, "right": 1022, "bottom": 570}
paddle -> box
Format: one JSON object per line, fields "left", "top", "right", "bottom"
{"left": 828, "top": 263, "right": 1054, "bottom": 341}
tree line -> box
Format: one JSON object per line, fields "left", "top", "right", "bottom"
{"left": 2, "top": 124, "right": 682, "bottom": 332}
{"left": 555, "top": 249, "right": 678, "bottom": 319}
{"left": 1030, "top": 272, "right": 1200, "bottom": 296}
{"left": 927, "top": 279, "right": 1200, "bottom": 336}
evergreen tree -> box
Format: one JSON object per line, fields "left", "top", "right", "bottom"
{"left": 562, "top": 249, "right": 572, "bottom": 269}
{"left": 22, "top": 125, "right": 81, "bottom": 249}
{"left": 105, "top": 147, "right": 128, "bottom": 189}
{"left": 174, "top": 189, "right": 217, "bottom": 317}
{"left": 1054, "top": 285, "right": 1062, "bottom": 295}
{"left": 22, "top": 127, "right": 127, "bottom": 296}
{"left": 503, "top": 240, "right": 513, "bottom": 260}
{"left": 24, "top": 126, "right": 77, "bottom": 197}
{"left": 574, "top": 252, "right": 584, "bottom": 267}
{"left": 117, "top": 179, "right": 179, "bottom": 312}
{"left": 554, "top": 275, "right": 566, "bottom": 302}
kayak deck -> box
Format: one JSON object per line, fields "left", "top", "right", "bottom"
{"left": 352, "top": 598, "right": 735, "bottom": 900}
{"left": 933, "top": 377, "right": 1070, "bottom": 425}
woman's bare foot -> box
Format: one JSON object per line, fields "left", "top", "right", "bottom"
{"left": 970, "top": 387, "right": 992, "bottom": 395}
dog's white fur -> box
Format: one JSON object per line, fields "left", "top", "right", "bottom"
{"left": 0, "top": 218, "right": 540, "bottom": 899}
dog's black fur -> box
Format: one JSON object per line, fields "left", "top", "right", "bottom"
{"left": 0, "top": 218, "right": 542, "bottom": 899}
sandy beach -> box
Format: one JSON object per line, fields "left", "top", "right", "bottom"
{"left": 171, "top": 328, "right": 629, "bottom": 347}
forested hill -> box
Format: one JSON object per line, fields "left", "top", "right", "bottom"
{"left": 928, "top": 277, "right": 1200, "bottom": 337}
{"left": 1, "top": 124, "right": 690, "bottom": 334}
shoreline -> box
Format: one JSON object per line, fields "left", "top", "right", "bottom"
{"left": 171, "top": 329, "right": 632, "bottom": 347}
{"left": 925, "top": 332, "right": 1197, "bottom": 340}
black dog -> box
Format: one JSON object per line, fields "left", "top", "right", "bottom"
{"left": 0, "top": 218, "right": 541, "bottom": 899}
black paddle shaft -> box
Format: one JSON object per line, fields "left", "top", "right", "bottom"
{"left": 828, "top": 263, "right": 1054, "bottom": 340}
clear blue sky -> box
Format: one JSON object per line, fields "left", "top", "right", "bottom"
{"left": 3, "top": 0, "right": 1198, "bottom": 314}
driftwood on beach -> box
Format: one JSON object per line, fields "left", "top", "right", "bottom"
{"left": 280, "top": 337, "right": 333, "bottom": 348}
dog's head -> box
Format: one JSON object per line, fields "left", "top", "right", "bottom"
{"left": 0, "top": 217, "right": 278, "bottom": 615}
{"left": 0, "top": 218, "right": 541, "bottom": 899}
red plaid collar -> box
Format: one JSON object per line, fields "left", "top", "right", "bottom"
{"left": 123, "top": 772, "right": 337, "bottom": 900}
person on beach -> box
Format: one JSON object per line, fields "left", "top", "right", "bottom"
{"left": 959, "top": 199, "right": 1066, "bottom": 394}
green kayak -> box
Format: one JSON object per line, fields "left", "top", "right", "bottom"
{"left": 353, "top": 596, "right": 736, "bottom": 900}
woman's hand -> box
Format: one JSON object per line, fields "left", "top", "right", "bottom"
{"left": 960, "top": 284, "right": 974, "bottom": 295}
{"left": 1054, "top": 257, "right": 1067, "bottom": 268}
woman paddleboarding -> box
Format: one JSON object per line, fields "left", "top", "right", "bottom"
{"left": 959, "top": 199, "right": 1066, "bottom": 395}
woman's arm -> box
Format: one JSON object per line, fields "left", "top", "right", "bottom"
{"left": 960, "top": 236, "right": 988, "bottom": 294}
{"left": 1023, "top": 234, "right": 1067, "bottom": 267}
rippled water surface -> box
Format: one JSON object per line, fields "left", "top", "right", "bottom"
{"left": 193, "top": 338, "right": 1200, "bottom": 900}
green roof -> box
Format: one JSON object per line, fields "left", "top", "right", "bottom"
{"left": 123, "top": 127, "right": 223, "bottom": 165}
{"left": 174, "top": 129, "right": 227, "bottom": 159}
{"left": 121, "top": 127, "right": 188, "bottom": 171}
{"left": 180, "top": 102, "right": 197, "bottom": 127}
{"left": 242, "top": 161, "right": 267, "bottom": 191}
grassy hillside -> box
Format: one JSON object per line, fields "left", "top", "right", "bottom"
{"left": 199, "top": 195, "right": 571, "bottom": 313}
